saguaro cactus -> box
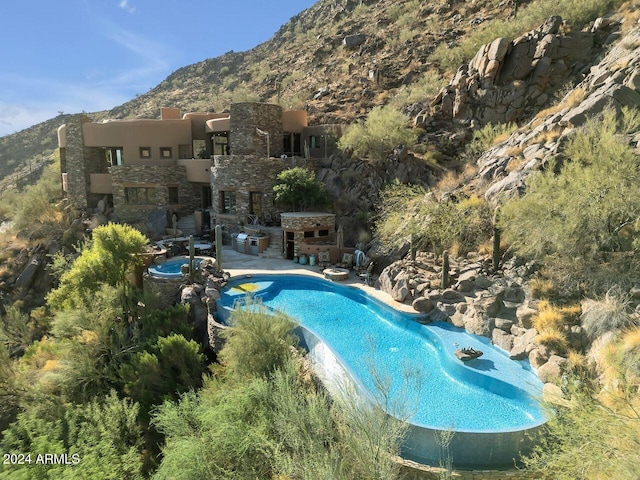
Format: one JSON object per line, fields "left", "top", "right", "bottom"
{"left": 215, "top": 224, "right": 223, "bottom": 272}
{"left": 189, "top": 235, "right": 195, "bottom": 283}
{"left": 492, "top": 208, "right": 501, "bottom": 273}
{"left": 441, "top": 250, "right": 449, "bottom": 289}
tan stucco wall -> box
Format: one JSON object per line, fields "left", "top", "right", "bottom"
{"left": 82, "top": 120, "right": 192, "bottom": 163}
{"left": 57, "top": 124, "right": 67, "bottom": 148}
{"left": 282, "top": 110, "right": 308, "bottom": 132}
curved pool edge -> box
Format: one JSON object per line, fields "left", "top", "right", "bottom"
{"left": 217, "top": 273, "right": 547, "bottom": 468}
{"left": 296, "top": 322, "right": 543, "bottom": 468}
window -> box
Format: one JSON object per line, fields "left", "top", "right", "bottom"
{"left": 220, "top": 191, "right": 236, "bottom": 214}
{"left": 319, "top": 229, "right": 329, "bottom": 237}
{"left": 249, "top": 191, "right": 263, "bottom": 219}
{"left": 309, "top": 135, "right": 319, "bottom": 149}
{"left": 304, "top": 231, "right": 315, "bottom": 238}
{"left": 168, "top": 186, "right": 179, "bottom": 205}
{"left": 160, "top": 147, "right": 172, "bottom": 159}
{"left": 212, "top": 132, "right": 229, "bottom": 156}
{"left": 125, "top": 187, "right": 156, "bottom": 205}
{"left": 139, "top": 147, "right": 151, "bottom": 159}
{"left": 105, "top": 147, "right": 123, "bottom": 167}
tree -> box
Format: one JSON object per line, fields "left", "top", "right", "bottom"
{"left": 0, "top": 391, "right": 143, "bottom": 479}
{"left": 375, "top": 181, "right": 492, "bottom": 256}
{"left": 500, "top": 108, "right": 640, "bottom": 293}
{"left": 47, "top": 223, "right": 148, "bottom": 310}
{"left": 273, "top": 167, "right": 329, "bottom": 212}
{"left": 338, "top": 106, "right": 417, "bottom": 162}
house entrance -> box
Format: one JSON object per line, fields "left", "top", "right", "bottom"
{"left": 202, "top": 186, "right": 212, "bottom": 209}
{"left": 285, "top": 231, "right": 295, "bottom": 260}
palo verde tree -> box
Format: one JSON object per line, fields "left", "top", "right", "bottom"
{"left": 338, "top": 105, "right": 417, "bottom": 162}
{"left": 273, "top": 167, "right": 329, "bottom": 212}
{"left": 47, "top": 223, "right": 148, "bottom": 310}
{"left": 375, "top": 181, "right": 492, "bottom": 257}
{"left": 500, "top": 107, "right": 640, "bottom": 293}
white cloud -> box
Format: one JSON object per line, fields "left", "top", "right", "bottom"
{"left": 118, "top": 0, "right": 136, "bottom": 14}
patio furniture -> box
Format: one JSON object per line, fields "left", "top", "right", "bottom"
{"left": 336, "top": 253, "right": 354, "bottom": 269}
{"left": 359, "top": 261, "right": 375, "bottom": 286}
{"left": 317, "top": 250, "right": 331, "bottom": 268}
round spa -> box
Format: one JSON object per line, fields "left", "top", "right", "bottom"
{"left": 217, "top": 274, "right": 547, "bottom": 469}
{"left": 148, "top": 256, "right": 205, "bottom": 279}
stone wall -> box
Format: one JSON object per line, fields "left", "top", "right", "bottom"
{"left": 211, "top": 154, "right": 288, "bottom": 228}
{"left": 63, "top": 115, "right": 92, "bottom": 209}
{"left": 281, "top": 213, "right": 336, "bottom": 257}
{"left": 142, "top": 274, "right": 184, "bottom": 309}
{"left": 110, "top": 164, "right": 200, "bottom": 223}
{"left": 229, "top": 103, "right": 284, "bottom": 157}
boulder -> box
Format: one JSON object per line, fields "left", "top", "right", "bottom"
{"left": 412, "top": 296, "right": 435, "bottom": 313}
{"left": 543, "top": 382, "right": 571, "bottom": 407}
{"left": 492, "top": 328, "right": 514, "bottom": 352}
{"left": 15, "top": 257, "right": 41, "bottom": 291}
{"left": 537, "top": 355, "right": 567, "bottom": 383}
{"left": 529, "top": 347, "right": 550, "bottom": 369}
{"left": 343, "top": 34, "right": 367, "bottom": 49}
{"left": 510, "top": 328, "right": 538, "bottom": 360}
{"left": 455, "top": 279, "right": 475, "bottom": 292}
{"left": 391, "top": 277, "right": 409, "bottom": 302}
{"left": 442, "top": 288, "right": 464, "bottom": 301}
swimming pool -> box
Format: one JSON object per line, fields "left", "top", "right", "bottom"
{"left": 148, "top": 256, "right": 204, "bottom": 278}
{"left": 218, "top": 274, "right": 546, "bottom": 467}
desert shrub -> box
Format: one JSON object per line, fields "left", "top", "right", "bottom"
{"left": 523, "top": 373, "right": 640, "bottom": 479}
{"left": 390, "top": 72, "right": 446, "bottom": 109}
{"left": 500, "top": 109, "right": 640, "bottom": 294}
{"left": 0, "top": 391, "right": 143, "bottom": 479}
{"left": 535, "top": 330, "right": 569, "bottom": 355}
{"left": 375, "top": 182, "right": 492, "bottom": 256}
{"left": 581, "top": 287, "right": 637, "bottom": 341}
{"left": 9, "top": 161, "right": 64, "bottom": 235}
{"left": 220, "top": 301, "right": 298, "bottom": 378}
{"left": 47, "top": 223, "right": 148, "bottom": 310}
{"left": 122, "top": 334, "right": 206, "bottom": 413}
{"left": 528, "top": 277, "right": 557, "bottom": 299}
{"left": 619, "top": 327, "right": 640, "bottom": 381}
{"left": 431, "top": 0, "right": 628, "bottom": 70}
{"left": 338, "top": 106, "right": 417, "bottom": 162}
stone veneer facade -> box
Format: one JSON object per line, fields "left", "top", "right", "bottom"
{"left": 62, "top": 115, "right": 92, "bottom": 209}
{"left": 280, "top": 213, "right": 336, "bottom": 258}
{"left": 211, "top": 154, "right": 287, "bottom": 230}
{"left": 229, "top": 103, "right": 283, "bottom": 157}
{"left": 110, "top": 165, "right": 200, "bottom": 223}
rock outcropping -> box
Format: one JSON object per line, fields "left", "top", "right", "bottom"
{"left": 423, "top": 16, "right": 621, "bottom": 127}
{"left": 475, "top": 19, "right": 640, "bottom": 202}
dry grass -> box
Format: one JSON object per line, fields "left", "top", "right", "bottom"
{"left": 506, "top": 156, "right": 527, "bottom": 174}
{"left": 529, "top": 277, "right": 556, "bottom": 299}
{"left": 535, "top": 88, "right": 587, "bottom": 119}
{"left": 534, "top": 301, "right": 582, "bottom": 332}
{"left": 535, "top": 329, "right": 569, "bottom": 355}
{"left": 532, "top": 128, "right": 563, "bottom": 145}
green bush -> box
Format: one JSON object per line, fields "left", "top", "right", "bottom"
{"left": 522, "top": 374, "right": 640, "bottom": 479}
{"left": 273, "top": 167, "right": 329, "bottom": 212}
{"left": 0, "top": 391, "right": 143, "bottom": 479}
{"left": 500, "top": 109, "right": 640, "bottom": 293}
{"left": 338, "top": 106, "right": 417, "bottom": 162}
{"left": 220, "top": 301, "right": 298, "bottom": 378}
{"left": 375, "top": 181, "right": 492, "bottom": 256}
{"left": 47, "top": 223, "right": 148, "bottom": 310}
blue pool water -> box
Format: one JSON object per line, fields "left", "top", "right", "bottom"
{"left": 148, "top": 256, "right": 203, "bottom": 278}
{"left": 218, "top": 274, "right": 546, "bottom": 466}
{"left": 219, "top": 274, "right": 545, "bottom": 431}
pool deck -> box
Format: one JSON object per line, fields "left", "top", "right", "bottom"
{"left": 219, "top": 246, "right": 417, "bottom": 313}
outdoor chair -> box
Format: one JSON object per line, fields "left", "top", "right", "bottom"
{"left": 317, "top": 250, "right": 331, "bottom": 268}
{"left": 359, "top": 261, "right": 375, "bottom": 286}
{"left": 336, "top": 253, "right": 354, "bottom": 269}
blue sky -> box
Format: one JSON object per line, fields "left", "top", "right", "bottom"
{"left": 0, "top": 0, "right": 317, "bottom": 137}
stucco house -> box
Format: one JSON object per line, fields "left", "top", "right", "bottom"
{"left": 57, "top": 102, "right": 343, "bottom": 239}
